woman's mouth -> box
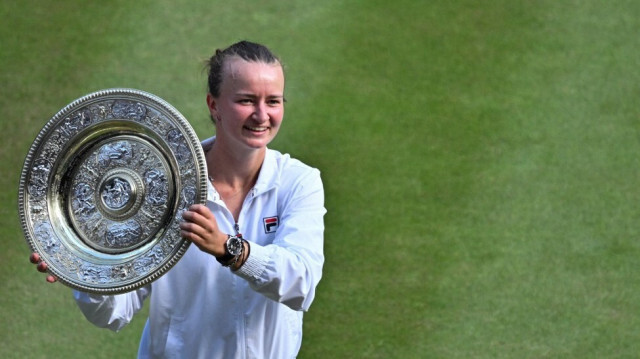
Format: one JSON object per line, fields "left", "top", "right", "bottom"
{"left": 245, "top": 125, "right": 268, "bottom": 133}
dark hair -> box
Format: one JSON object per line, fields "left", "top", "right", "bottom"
{"left": 206, "top": 40, "right": 282, "bottom": 97}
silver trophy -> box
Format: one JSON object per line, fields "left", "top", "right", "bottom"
{"left": 18, "top": 89, "right": 207, "bottom": 294}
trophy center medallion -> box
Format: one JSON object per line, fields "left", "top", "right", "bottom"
{"left": 97, "top": 170, "right": 142, "bottom": 218}
{"left": 101, "top": 176, "right": 134, "bottom": 211}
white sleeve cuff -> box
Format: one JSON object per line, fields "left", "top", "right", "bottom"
{"left": 235, "top": 241, "right": 269, "bottom": 282}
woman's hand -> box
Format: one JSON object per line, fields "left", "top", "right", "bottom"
{"left": 180, "top": 204, "right": 228, "bottom": 258}
{"left": 29, "top": 253, "right": 57, "bottom": 283}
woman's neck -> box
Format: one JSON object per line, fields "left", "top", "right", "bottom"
{"left": 206, "top": 138, "right": 265, "bottom": 188}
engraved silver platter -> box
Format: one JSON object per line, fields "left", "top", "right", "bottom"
{"left": 18, "top": 88, "right": 207, "bottom": 294}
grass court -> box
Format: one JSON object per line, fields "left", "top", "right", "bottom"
{"left": 2, "top": 1, "right": 640, "bottom": 357}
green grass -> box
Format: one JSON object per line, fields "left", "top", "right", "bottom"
{"left": 2, "top": 0, "right": 640, "bottom": 358}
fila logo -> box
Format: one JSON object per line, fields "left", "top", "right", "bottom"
{"left": 263, "top": 216, "right": 279, "bottom": 234}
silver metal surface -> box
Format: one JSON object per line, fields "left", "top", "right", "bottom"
{"left": 18, "top": 89, "right": 207, "bottom": 294}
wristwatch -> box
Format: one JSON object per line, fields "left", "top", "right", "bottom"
{"left": 216, "top": 234, "right": 243, "bottom": 266}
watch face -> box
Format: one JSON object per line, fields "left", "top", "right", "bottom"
{"left": 226, "top": 236, "right": 243, "bottom": 256}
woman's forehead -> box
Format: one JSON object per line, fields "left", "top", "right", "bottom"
{"left": 222, "top": 58, "right": 284, "bottom": 91}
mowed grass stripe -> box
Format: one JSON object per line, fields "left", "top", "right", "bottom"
{"left": 295, "top": 1, "right": 535, "bottom": 357}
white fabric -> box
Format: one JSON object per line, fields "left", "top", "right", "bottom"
{"left": 74, "top": 137, "right": 326, "bottom": 358}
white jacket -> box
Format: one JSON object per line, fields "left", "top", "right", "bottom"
{"left": 74, "top": 137, "right": 326, "bottom": 358}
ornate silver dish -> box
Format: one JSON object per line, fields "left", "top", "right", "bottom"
{"left": 18, "top": 88, "right": 207, "bottom": 294}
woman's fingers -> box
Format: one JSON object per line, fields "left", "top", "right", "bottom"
{"left": 37, "top": 261, "right": 48, "bottom": 273}
{"left": 30, "top": 253, "right": 58, "bottom": 283}
{"left": 183, "top": 204, "right": 216, "bottom": 225}
{"left": 180, "top": 205, "right": 227, "bottom": 256}
{"left": 30, "top": 252, "right": 41, "bottom": 264}
{"left": 181, "top": 211, "right": 212, "bottom": 231}
{"left": 180, "top": 205, "right": 219, "bottom": 239}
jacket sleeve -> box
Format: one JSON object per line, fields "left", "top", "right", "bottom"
{"left": 235, "top": 169, "right": 326, "bottom": 311}
{"left": 73, "top": 286, "right": 150, "bottom": 332}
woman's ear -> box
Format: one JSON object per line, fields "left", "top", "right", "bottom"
{"left": 206, "top": 93, "right": 219, "bottom": 121}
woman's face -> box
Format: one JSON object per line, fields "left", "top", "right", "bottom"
{"left": 207, "top": 57, "right": 285, "bottom": 152}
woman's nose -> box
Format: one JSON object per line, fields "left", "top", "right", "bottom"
{"left": 253, "top": 102, "right": 270, "bottom": 122}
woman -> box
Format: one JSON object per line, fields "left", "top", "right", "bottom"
{"left": 30, "top": 40, "right": 326, "bottom": 358}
